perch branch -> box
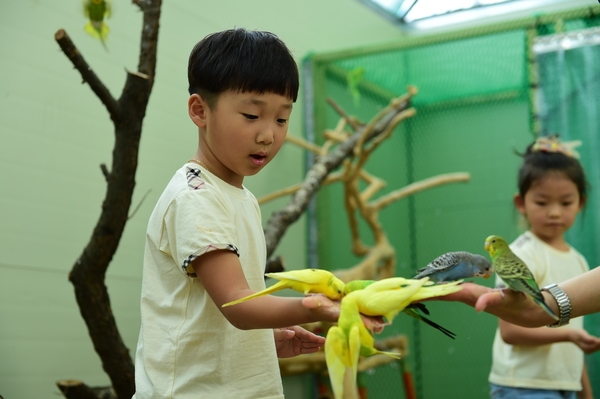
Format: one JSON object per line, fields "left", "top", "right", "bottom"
{"left": 54, "top": 29, "right": 120, "bottom": 120}
{"left": 258, "top": 172, "right": 343, "bottom": 205}
{"left": 326, "top": 97, "right": 361, "bottom": 131}
{"left": 278, "top": 334, "right": 408, "bottom": 377}
{"left": 264, "top": 90, "right": 416, "bottom": 258}
{"left": 56, "top": 380, "right": 116, "bottom": 399}
{"left": 285, "top": 134, "right": 323, "bottom": 154}
{"left": 372, "top": 172, "right": 471, "bottom": 211}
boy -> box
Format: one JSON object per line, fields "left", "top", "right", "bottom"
{"left": 132, "top": 28, "right": 339, "bottom": 399}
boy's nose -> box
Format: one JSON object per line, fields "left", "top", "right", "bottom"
{"left": 256, "top": 126, "right": 274, "bottom": 145}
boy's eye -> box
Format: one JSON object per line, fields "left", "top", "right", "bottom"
{"left": 277, "top": 118, "right": 288, "bottom": 124}
{"left": 535, "top": 202, "right": 546, "bottom": 206}
{"left": 243, "top": 113, "right": 258, "bottom": 120}
{"left": 563, "top": 202, "right": 573, "bottom": 206}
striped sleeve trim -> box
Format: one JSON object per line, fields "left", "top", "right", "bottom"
{"left": 182, "top": 244, "right": 240, "bottom": 277}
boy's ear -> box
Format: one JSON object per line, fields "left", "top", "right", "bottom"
{"left": 513, "top": 193, "right": 525, "bottom": 214}
{"left": 188, "top": 94, "right": 208, "bottom": 128}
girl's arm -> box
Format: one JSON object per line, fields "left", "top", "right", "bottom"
{"left": 579, "top": 362, "right": 593, "bottom": 399}
{"left": 192, "top": 249, "right": 339, "bottom": 330}
{"left": 498, "top": 319, "right": 598, "bottom": 349}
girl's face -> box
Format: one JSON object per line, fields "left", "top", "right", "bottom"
{"left": 514, "top": 172, "right": 584, "bottom": 249}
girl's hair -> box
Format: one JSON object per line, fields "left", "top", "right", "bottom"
{"left": 517, "top": 139, "right": 588, "bottom": 200}
{"left": 187, "top": 28, "right": 299, "bottom": 107}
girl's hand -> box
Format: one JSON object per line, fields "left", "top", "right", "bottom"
{"left": 274, "top": 325, "right": 325, "bottom": 358}
{"left": 569, "top": 329, "right": 600, "bottom": 354}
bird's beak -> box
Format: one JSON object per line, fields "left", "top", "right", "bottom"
{"left": 484, "top": 241, "right": 490, "bottom": 251}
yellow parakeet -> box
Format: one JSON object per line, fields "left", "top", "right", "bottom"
{"left": 222, "top": 268, "right": 346, "bottom": 307}
{"left": 325, "top": 291, "right": 400, "bottom": 399}
{"left": 347, "top": 277, "right": 429, "bottom": 322}
{"left": 344, "top": 277, "right": 462, "bottom": 338}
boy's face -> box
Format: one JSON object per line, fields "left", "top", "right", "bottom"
{"left": 194, "top": 90, "right": 293, "bottom": 188}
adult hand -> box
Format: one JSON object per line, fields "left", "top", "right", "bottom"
{"left": 439, "top": 283, "right": 555, "bottom": 328}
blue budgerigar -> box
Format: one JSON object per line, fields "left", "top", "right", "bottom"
{"left": 414, "top": 251, "right": 494, "bottom": 282}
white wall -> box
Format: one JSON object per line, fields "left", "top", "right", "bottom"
{"left": 0, "top": 1, "right": 402, "bottom": 398}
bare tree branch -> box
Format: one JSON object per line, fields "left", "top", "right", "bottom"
{"left": 264, "top": 89, "right": 416, "bottom": 258}
{"left": 57, "top": 2, "right": 162, "bottom": 399}
{"left": 54, "top": 29, "right": 120, "bottom": 120}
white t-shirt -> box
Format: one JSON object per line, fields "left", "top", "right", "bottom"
{"left": 489, "top": 230, "right": 589, "bottom": 391}
{"left": 133, "top": 164, "right": 283, "bottom": 399}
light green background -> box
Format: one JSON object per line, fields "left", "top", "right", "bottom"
{"left": 0, "top": 1, "right": 591, "bottom": 398}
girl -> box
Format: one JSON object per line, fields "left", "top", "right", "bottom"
{"left": 488, "top": 136, "right": 600, "bottom": 399}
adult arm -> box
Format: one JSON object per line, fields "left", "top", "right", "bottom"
{"left": 442, "top": 267, "right": 600, "bottom": 327}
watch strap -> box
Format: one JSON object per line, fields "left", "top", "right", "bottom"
{"left": 542, "top": 283, "right": 571, "bottom": 328}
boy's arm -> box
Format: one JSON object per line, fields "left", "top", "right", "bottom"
{"left": 192, "top": 250, "right": 339, "bottom": 330}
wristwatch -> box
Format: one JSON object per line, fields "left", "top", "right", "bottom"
{"left": 542, "top": 283, "right": 572, "bottom": 328}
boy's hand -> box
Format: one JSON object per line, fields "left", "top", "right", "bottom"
{"left": 301, "top": 293, "right": 341, "bottom": 322}
{"left": 274, "top": 325, "right": 325, "bottom": 358}
{"left": 301, "top": 293, "right": 388, "bottom": 333}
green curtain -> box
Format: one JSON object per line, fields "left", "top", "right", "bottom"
{"left": 534, "top": 27, "right": 600, "bottom": 394}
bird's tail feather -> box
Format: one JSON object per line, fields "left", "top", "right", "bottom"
{"left": 534, "top": 297, "right": 559, "bottom": 321}
{"left": 222, "top": 283, "right": 282, "bottom": 307}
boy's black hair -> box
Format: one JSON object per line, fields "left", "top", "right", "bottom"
{"left": 187, "top": 28, "right": 299, "bottom": 106}
{"left": 517, "top": 143, "right": 588, "bottom": 200}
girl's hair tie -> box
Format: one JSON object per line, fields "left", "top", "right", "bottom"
{"left": 531, "top": 135, "right": 582, "bottom": 159}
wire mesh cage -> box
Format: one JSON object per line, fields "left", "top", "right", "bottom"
{"left": 304, "top": 5, "right": 600, "bottom": 399}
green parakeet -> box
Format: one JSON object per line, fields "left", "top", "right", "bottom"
{"left": 346, "top": 66, "right": 365, "bottom": 107}
{"left": 484, "top": 235, "right": 558, "bottom": 321}
{"left": 83, "top": 0, "right": 111, "bottom": 48}
{"left": 222, "top": 268, "right": 345, "bottom": 307}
